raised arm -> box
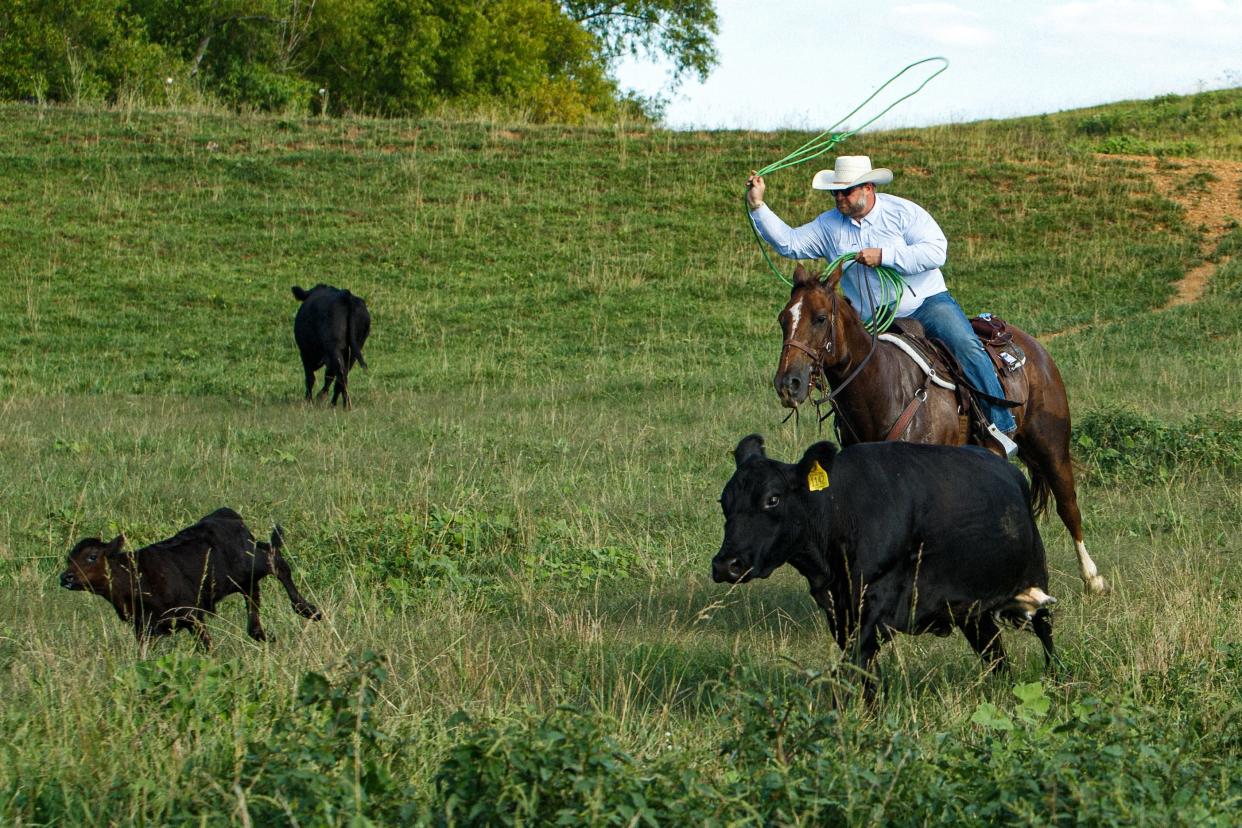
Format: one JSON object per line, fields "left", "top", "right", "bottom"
{"left": 745, "top": 173, "right": 833, "bottom": 261}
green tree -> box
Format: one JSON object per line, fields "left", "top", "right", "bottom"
{"left": 308, "top": 0, "right": 623, "bottom": 120}
{"left": 0, "top": 0, "right": 166, "bottom": 103}
{"left": 126, "top": 0, "right": 315, "bottom": 111}
{"left": 0, "top": 0, "right": 719, "bottom": 119}
{"left": 562, "top": 0, "right": 718, "bottom": 85}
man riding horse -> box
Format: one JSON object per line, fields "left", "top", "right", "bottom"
{"left": 746, "top": 155, "right": 1019, "bottom": 458}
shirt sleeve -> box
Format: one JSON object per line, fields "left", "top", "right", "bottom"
{"left": 749, "top": 204, "right": 834, "bottom": 260}
{"left": 879, "top": 202, "right": 948, "bottom": 275}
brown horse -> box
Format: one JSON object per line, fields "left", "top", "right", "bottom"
{"left": 775, "top": 262, "right": 1107, "bottom": 595}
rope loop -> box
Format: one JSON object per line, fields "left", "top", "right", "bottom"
{"left": 746, "top": 56, "right": 949, "bottom": 297}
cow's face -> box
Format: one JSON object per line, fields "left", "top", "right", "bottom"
{"left": 60, "top": 535, "right": 125, "bottom": 593}
{"left": 710, "top": 436, "right": 799, "bottom": 582}
{"left": 712, "top": 435, "right": 840, "bottom": 584}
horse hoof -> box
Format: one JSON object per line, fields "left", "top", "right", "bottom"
{"left": 1083, "top": 575, "right": 1110, "bottom": 595}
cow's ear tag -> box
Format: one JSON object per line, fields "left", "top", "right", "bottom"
{"left": 807, "top": 460, "right": 830, "bottom": 492}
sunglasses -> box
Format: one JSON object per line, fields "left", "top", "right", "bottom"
{"left": 833, "top": 183, "right": 868, "bottom": 196}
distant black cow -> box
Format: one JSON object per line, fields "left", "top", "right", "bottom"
{"left": 291, "top": 283, "right": 371, "bottom": 408}
{"left": 712, "top": 435, "right": 1055, "bottom": 699}
{"left": 60, "top": 507, "right": 321, "bottom": 649}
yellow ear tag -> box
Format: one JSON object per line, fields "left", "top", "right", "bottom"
{"left": 807, "top": 460, "right": 830, "bottom": 492}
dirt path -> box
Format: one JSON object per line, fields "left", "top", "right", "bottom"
{"left": 1046, "top": 155, "right": 1241, "bottom": 339}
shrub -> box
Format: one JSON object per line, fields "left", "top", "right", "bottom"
{"left": 1072, "top": 409, "right": 1242, "bottom": 481}
{"left": 237, "top": 650, "right": 419, "bottom": 825}
{"left": 427, "top": 667, "right": 1242, "bottom": 826}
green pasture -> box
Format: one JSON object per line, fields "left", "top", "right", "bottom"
{"left": 1, "top": 90, "right": 1241, "bottom": 824}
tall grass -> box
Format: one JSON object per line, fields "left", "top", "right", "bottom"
{"left": 1, "top": 90, "right": 1241, "bottom": 824}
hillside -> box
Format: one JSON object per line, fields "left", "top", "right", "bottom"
{"left": 1, "top": 91, "right": 1240, "bottom": 411}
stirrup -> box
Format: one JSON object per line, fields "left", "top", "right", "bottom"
{"left": 986, "top": 423, "right": 1019, "bottom": 459}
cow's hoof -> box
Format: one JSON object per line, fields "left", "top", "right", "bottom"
{"left": 249, "top": 628, "right": 268, "bottom": 642}
{"left": 298, "top": 603, "right": 323, "bottom": 620}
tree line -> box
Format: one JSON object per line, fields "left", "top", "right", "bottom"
{"left": 0, "top": 0, "right": 717, "bottom": 121}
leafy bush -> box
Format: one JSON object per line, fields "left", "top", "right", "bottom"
{"left": 335, "top": 505, "right": 517, "bottom": 599}
{"left": 717, "top": 669, "right": 1242, "bottom": 825}
{"left": 435, "top": 706, "right": 670, "bottom": 825}
{"left": 1073, "top": 410, "right": 1242, "bottom": 481}
{"left": 122, "top": 652, "right": 246, "bottom": 727}
{"left": 427, "top": 667, "right": 1242, "bottom": 826}
{"left": 237, "top": 650, "right": 419, "bottom": 825}
{"left": 1097, "top": 135, "right": 1202, "bottom": 156}
{"left": 216, "top": 60, "right": 315, "bottom": 115}
{"left": 0, "top": 0, "right": 171, "bottom": 104}
{"left": 1076, "top": 113, "right": 1120, "bottom": 136}
{"left": 522, "top": 518, "right": 639, "bottom": 588}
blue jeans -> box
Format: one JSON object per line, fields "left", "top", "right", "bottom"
{"left": 908, "top": 292, "right": 1016, "bottom": 433}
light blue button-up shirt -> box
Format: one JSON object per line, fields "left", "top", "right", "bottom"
{"left": 750, "top": 193, "right": 949, "bottom": 318}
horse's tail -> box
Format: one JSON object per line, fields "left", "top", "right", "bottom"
{"left": 1026, "top": 462, "right": 1053, "bottom": 519}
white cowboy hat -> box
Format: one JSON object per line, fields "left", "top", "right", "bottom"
{"left": 811, "top": 155, "right": 894, "bottom": 190}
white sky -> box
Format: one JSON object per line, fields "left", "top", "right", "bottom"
{"left": 614, "top": 0, "right": 1242, "bottom": 131}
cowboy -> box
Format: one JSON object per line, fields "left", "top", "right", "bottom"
{"left": 746, "top": 155, "right": 1018, "bottom": 458}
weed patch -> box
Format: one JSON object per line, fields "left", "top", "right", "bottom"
{"left": 237, "top": 651, "right": 418, "bottom": 825}
{"left": 1073, "top": 409, "right": 1242, "bottom": 481}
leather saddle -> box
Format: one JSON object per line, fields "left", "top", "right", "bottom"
{"left": 885, "top": 314, "right": 1029, "bottom": 436}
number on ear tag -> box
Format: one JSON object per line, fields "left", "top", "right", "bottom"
{"left": 807, "top": 460, "right": 829, "bottom": 492}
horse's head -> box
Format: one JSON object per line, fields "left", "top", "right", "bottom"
{"left": 775, "top": 262, "right": 846, "bottom": 408}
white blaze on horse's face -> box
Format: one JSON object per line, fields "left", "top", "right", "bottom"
{"left": 776, "top": 293, "right": 817, "bottom": 408}
{"left": 787, "top": 296, "right": 804, "bottom": 338}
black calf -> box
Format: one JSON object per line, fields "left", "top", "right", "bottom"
{"left": 60, "top": 507, "right": 321, "bottom": 649}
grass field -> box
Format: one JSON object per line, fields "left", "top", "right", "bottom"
{"left": 1, "top": 87, "right": 1241, "bottom": 825}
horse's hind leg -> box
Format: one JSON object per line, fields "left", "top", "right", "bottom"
{"left": 1046, "top": 451, "right": 1108, "bottom": 594}
{"left": 1022, "top": 417, "right": 1109, "bottom": 595}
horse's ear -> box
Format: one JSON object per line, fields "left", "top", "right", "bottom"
{"left": 794, "top": 441, "right": 839, "bottom": 491}
{"left": 821, "top": 261, "right": 845, "bottom": 291}
{"left": 792, "top": 263, "right": 821, "bottom": 288}
{"left": 733, "top": 434, "right": 766, "bottom": 468}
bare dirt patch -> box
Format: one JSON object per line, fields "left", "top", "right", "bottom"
{"left": 1046, "top": 155, "right": 1241, "bottom": 340}
{"left": 1100, "top": 154, "right": 1242, "bottom": 308}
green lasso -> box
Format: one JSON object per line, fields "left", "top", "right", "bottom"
{"left": 746, "top": 57, "right": 948, "bottom": 334}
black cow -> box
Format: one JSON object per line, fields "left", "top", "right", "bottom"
{"left": 60, "top": 507, "right": 321, "bottom": 649}
{"left": 292, "top": 283, "right": 371, "bottom": 408}
{"left": 712, "top": 435, "right": 1055, "bottom": 698}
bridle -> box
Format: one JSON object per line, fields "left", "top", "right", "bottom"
{"left": 779, "top": 284, "right": 881, "bottom": 433}
{"left": 780, "top": 286, "right": 837, "bottom": 397}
